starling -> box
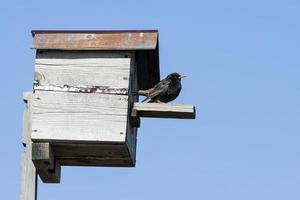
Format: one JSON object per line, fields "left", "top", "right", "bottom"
{"left": 139, "top": 72, "right": 186, "bottom": 103}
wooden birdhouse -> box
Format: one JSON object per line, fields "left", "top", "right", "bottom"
{"left": 27, "top": 30, "right": 195, "bottom": 183}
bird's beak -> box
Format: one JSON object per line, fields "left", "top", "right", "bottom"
{"left": 179, "top": 75, "right": 187, "bottom": 79}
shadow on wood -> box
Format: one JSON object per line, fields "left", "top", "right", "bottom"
{"left": 32, "top": 142, "right": 61, "bottom": 183}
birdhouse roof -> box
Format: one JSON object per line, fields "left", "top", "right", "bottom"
{"left": 31, "top": 30, "right": 160, "bottom": 90}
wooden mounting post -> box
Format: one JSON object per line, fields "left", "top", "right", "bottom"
{"left": 20, "top": 92, "right": 37, "bottom": 200}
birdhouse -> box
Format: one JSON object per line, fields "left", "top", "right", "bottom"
{"left": 28, "top": 30, "right": 195, "bottom": 183}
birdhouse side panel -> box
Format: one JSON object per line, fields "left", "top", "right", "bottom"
{"left": 31, "top": 91, "right": 128, "bottom": 142}
{"left": 125, "top": 53, "right": 138, "bottom": 163}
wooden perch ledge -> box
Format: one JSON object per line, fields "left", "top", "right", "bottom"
{"left": 132, "top": 103, "right": 196, "bottom": 119}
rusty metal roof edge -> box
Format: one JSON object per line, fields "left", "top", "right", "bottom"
{"left": 31, "top": 29, "right": 159, "bottom": 50}
{"left": 31, "top": 29, "right": 158, "bottom": 37}
{"left": 30, "top": 47, "right": 158, "bottom": 50}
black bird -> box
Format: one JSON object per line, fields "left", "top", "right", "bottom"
{"left": 139, "top": 72, "right": 186, "bottom": 103}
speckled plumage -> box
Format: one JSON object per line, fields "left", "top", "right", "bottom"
{"left": 139, "top": 72, "right": 185, "bottom": 103}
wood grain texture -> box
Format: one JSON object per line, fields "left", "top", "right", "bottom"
{"left": 34, "top": 51, "right": 131, "bottom": 89}
{"left": 52, "top": 142, "right": 133, "bottom": 167}
{"left": 32, "top": 31, "right": 158, "bottom": 50}
{"left": 132, "top": 103, "right": 196, "bottom": 119}
{"left": 52, "top": 143, "right": 133, "bottom": 167}
{"left": 20, "top": 92, "right": 37, "bottom": 200}
{"left": 31, "top": 91, "right": 128, "bottom": 143}
{"left": 20, "top": 150, "right": 37, "bottom": 200}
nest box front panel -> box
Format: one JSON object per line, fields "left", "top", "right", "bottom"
{"left": 34, "top": 50, "right": 130, "bottom": 89}
{"left": 31, "top": 50, "right": 132, "bottom": 143}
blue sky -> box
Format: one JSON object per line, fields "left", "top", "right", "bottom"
{"left": 1, "top": 0, "right": 300, "bottom": 199}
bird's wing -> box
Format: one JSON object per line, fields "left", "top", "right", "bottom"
{"left": 145, "top": 78, "right": 171, "bottom": 100}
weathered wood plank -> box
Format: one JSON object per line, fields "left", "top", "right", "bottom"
{"left": 37, "top": 142, "right": 133, "bottom": 167}
{"left": 35, "top": 51, "right": 131, "bottom": 89}
{"left": 52, "top": 143, "right": 129, "bottom": 158}
{"left": 20, "top": 92, "right": 37, "bottom": 200}
{"left": 132, "top": 103, "right": 196, "bottom": 119}
{"left": 31, "top": 91, "right": 128, "bottom": 143}
{"left": 20, "top": 149, "right": 37, "bottom": 200}
{"left": 32, "top": 31, "right": 158, "bottom": 50}
{"left": 34, "top": 84, "right": 128, "bottom": 95}
{"left": 51, "top": 143, "right": 133, "bottom": 167}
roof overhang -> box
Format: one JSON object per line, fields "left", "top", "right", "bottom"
{"left": 31, "top": 30, "right": 160, "bottom": 90}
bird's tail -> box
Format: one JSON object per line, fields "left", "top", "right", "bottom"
{"left": 140, "top": 90, "right": 152, "bottom": 102}
{"left": 137, "top": 90, "right": 149, "bottom": 96}
{"left": 131, "top": 90, "right": 148, "bottom": 95}
{"left": 139, "top": 90, "right": 149, "bottom": 102}
{"left": 131, "top": 90, "right": 150, "bottom": 102}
